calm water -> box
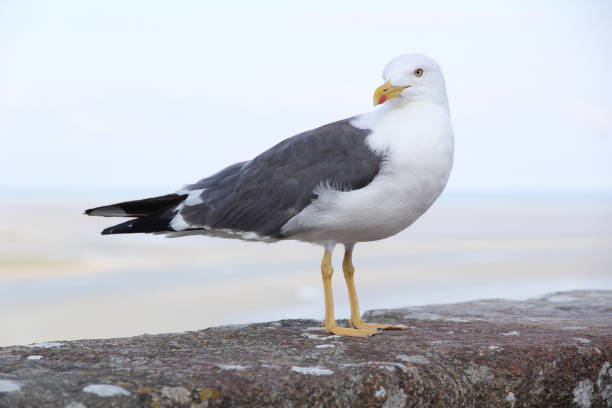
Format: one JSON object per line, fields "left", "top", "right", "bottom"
{"left": 1, "top": 194, "right": 610, "bottom": 346}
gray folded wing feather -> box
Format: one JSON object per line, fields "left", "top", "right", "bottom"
{"left": 178, "top": 118, "right": 383, "bottom": 238}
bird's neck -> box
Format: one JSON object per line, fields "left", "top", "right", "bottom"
{"left": 350, "top": 98, "right": 454, "bottom": 166}
{"left": 352, "top": 98, "right": 450, "bottom": 131}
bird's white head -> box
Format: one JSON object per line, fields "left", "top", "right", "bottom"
{"left": 373, "top": 54, "right": 448, "bottom": 107}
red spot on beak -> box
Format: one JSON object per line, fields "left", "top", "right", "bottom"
{"left": 378, "top": 95, "right": 388, "bottom": 105}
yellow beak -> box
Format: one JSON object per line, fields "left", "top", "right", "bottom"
{"left": 373, "top": 80, "right": 408, "bottom": 106}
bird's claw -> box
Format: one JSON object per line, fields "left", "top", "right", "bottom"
{"left": 350, "top": 320, "right": 409, "bottom": 331}
{"left": 324, "top": 323, "right": 379, "bottom": 338}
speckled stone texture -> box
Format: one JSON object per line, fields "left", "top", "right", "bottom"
{"left": 1, "top": 290, "right": 610, "bottom": 408}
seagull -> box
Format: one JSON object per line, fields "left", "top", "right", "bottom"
{"left": 85, "top": 54, "right": 454, "bottom": 337}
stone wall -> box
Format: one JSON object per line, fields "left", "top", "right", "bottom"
{"left": 0, "top": 290, "right": 610, "bottom": 407}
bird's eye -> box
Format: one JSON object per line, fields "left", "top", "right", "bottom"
{"left": 414, "top": 68, "right": 424, "bottom": 77}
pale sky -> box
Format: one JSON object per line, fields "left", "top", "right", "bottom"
{"left": 1, "top": 1, "right": 611, "bottom": 197}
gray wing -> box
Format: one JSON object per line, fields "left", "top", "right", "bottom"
{"left": 178, "top": 118, "right": 383, "bottom": 238}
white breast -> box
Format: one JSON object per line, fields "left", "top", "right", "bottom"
{"left": 282, "top": 101, "right": 454, "bottom": 245}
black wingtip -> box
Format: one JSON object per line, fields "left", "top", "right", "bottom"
{"left": 99, "top": 216, "right": 172, "bottom": 235}
{"left": 86, "top": 194, "right": 187, "bottom": 218}
{"left": 101, "top": 222, "right": 131, "bottom": 235}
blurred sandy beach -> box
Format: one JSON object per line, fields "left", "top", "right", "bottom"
{"left": 1, "top": 193, "right": 611, "bottom": 347}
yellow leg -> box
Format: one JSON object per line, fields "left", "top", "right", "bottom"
{"left": 343, "top": 246, "right": 408, "bottom": 331}
{"left": 320, "top": 249, "right": 378, "bottom": 338}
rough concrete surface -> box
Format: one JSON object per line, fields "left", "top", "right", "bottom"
{"left": 0, "top": 290, "right": 610, "bottom": 407}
